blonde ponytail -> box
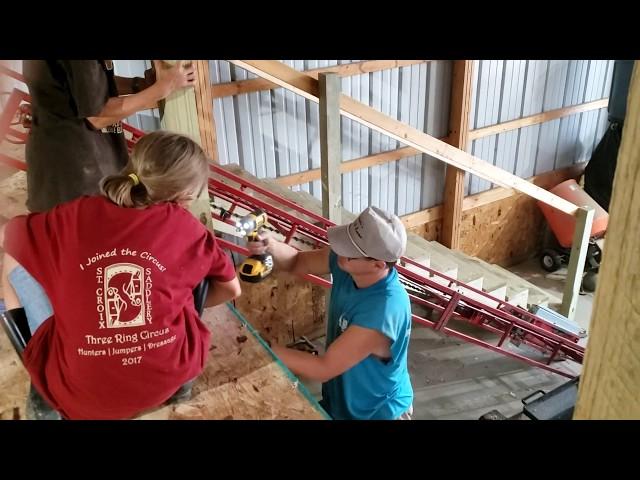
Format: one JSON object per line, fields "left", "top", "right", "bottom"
{"left": 100, "top": 131, "right": 209, "bottom": 208}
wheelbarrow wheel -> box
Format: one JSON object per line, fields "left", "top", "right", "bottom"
{"left": 541, "top": 249, "right": 562, "bottom": 272}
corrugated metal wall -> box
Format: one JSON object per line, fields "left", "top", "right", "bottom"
{"left": 113, "top": 60, "right": 161, "bottom": 131}
{"left": 112, "top": 60, "right": 614, "bottom": 213}
{"left": 468, "top": 60, "right": 614, "bottom": 195}
{"left": 210, "top": 60, "right": 451, "bottom": 216}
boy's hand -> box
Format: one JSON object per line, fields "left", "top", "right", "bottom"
{"left": 246, "top": 233, "right": 275, "bottom": 256}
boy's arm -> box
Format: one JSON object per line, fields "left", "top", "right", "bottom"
{"left": 272, "top": 325, "right": 390, "bottom": 383}
{"left": 247, "top": 236, "right": 331, "bottom": 276}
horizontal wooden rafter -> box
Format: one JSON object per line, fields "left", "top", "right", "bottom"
{"left": 468, "top": 98, "right": 609, "bottom": 141}
{"left": 212, "top": 60, "right": 428, "bottom": 99}
{"left": 400, "top": 163, "right": 587, "bottom": 228}
{"left": 276, "top": 145, "right": 429, "bottom": 187}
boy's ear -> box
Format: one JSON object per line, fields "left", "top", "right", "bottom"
{"left": 374, "top": 259, "right": 387, "bottom": 270}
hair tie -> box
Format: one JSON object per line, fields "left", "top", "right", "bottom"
{"left": 128, "top": 173, "right": 140, "bottom": 186}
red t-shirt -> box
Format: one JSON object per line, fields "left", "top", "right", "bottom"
{"left": 3, "top": 196, "right": 236, "bottom": 419}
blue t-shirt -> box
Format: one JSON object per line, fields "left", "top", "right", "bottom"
{"left": 321, "top": 251, "right": 413, "bottom": 420}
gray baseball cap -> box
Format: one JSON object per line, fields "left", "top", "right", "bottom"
{"left": 327, "top": 206, "right": 407, "bottom": 262}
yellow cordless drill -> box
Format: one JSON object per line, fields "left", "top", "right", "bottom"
{"left": 236, "top": 209, "right": 274, "bottom": 283}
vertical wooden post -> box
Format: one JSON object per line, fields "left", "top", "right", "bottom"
{"left": 193, "top": 60, "right": 218, "bottom": 163}
{"left": 318, "top": 73, "right": 342, "bottom": 224}
{"left": 559, "top": 206, "right": 594, "bottom": 321}
{"left": 574, "top": 62, "right": 640, "bottom": 419}
{"left": 442, "top": 60, "right": 474, "bottom": 250}
{"left": 159, "top": 60, "right": 214, "bottom": 231}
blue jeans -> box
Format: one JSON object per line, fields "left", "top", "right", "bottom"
{"left": 8, "top": 265, "right": 53, "bottom": 334}
{"left": 6, "top": 265, "right": 60, "bottom": 419}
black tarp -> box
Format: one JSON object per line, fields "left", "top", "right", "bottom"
{"left": 583, "top": 61, "right": 634, "bottom": 212}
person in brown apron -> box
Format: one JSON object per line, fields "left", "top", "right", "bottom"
{"left": 22, "top": 60, "right": 194, "bottom": 212}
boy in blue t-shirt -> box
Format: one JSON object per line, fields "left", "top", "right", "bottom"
{"left": 247, "top": 206, "right": 413, "bottom": 420}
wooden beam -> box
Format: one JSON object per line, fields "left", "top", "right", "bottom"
{"left": 442, "top": 60, "right": 473, "bottom": 250}
{"left": 559, "top": 206, "right": 594, "bottom": 321}
{"left": 318, "top": 73, "right": 342, "bottom": 223}
{"left": 461, "top": 163, "right": 586, "bottom": 211}
{"left": 400, "top": 163, "right": 586, "bottom": 229}
{"left": 159, "top": 60, "right": 214, "bottom": 231}
{"left": 279, "top": 161, "right": 585, "bottom": 229}
{"left": 468, "top": 98, "right": 609, "bottom": 141}
{"left": 441, "top": 168, "right": 466, "bottom": 242}
{"left": 276, "top": 146, "right": 422, "bottom": 187}
{"left": 193, "top": 60, "right": 218, "bottom": 162}
{"left": 229, "top": 60, "right": 579, "bottom": 216}
{"left": 574, "top": 62, "right": 640, "bottom": 420}
{"left": 211, "top": 60, "right": 427, "bottom": 99}
{"left": 400, "top": 205, "right": 443, "bottom": 228}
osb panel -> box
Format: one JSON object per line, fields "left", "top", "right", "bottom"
{"left": 0, "top": 133, "right": 27, "bottom": 182}
{"left": 0, "top": 304, "right": 325, "bottom": 420}
{"left": 408, "top": 219, "right": 442, "bottom": 242}
{"left": 139, "top": 303, "right": 325, "bottom": 420}
{"left": 0, "top": 170, "right": 29, "bottom": 303}
{"left": 150, "top": 362, "right": 323, "bottom": 420}
{"left": 406, "top": 165, "right": 584, "bottom": 262}
{"left": 217, "top": 165, "right": 330, "bottom": 344}
{"left": 234, "top": 273, "right": 326, "bottom": 346}
{"left": 459, "top": 193, "right": 545, "bottom": 267}
{"left": 0, "top": 145, "right": 28, "bottom": 358}
{"left": 0, "top": 330, "right": 30, "bottom": 420}
{"left": 0, "top": 170, "right": 28, "bottom": 220}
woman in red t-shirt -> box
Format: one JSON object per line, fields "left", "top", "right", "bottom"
{"left": 1, "top": 131, "right": 241, "bottom": 419}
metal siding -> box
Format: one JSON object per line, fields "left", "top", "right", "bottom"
{"left": 304, "top": 60, "right": 321, "bottom": 199}
{"left": 371, "top": 66, "right": 401, "bottom": 213}
{"left": 272, "top": 79, "right": 291, "bottom": 177}
{"left": 113, "top": 60, "right": 160, "bottom": 131}
{"left": 535, "top": 60, "right": 569, "bottom": 174}
{"left": 494, "top": 60, "right": 527, "bottom": 178}
{"left": 350, "top": 70, "right": 370, "bottom": 211}
{"left": 408, "top": 64, "right": 425, "bottom": 214}
{"left": 515, "top": 124, "right": 540, "bottom": 178}
{"left": 341, "top": 75, "right": 354, "bottom": 213}
{"left": 394, "top": 63, "right": 426, "bottom": 216}
{"left": 395, "top": 65, "right": 412, "bottom": 216}
{"left": 469, "top": 60, "right": 505, "bottom": 194}
{"left": 516, "top": 60, "right": 548, "bottom": 178}
{"left": 387, "top": 67, "right": 401, "bottom": 213}
{"left": 213, "top": 61, "right": 240, "bottom": 166}
{"left": 207, "top": 59, "right": 613, "bottom": 213}
{"left": 232, "top": 67, "right": 257, "bottom": 175}
{"left": 554, "top": 60, "right": 590, "bottom": 169}
{"left": 578, "top": 60, "right": 607, "bottom": 163}
{"left": 370, "top": 69, "right": 384, "bottom": 209}
{"left": 209, "top": 60, "right": 447, "bottom": 215}
{"left": 420, "top": 61, "right": 448, "bottom": 209}
{"left": 595, "top": 60, "right": 615, "bottom": 141}
{"left": 248, "top": 83, "right": 267, "bottom": 178}
{"left": 536, "top": 119, "right": 562, "bottom": 174}
{"left": 358, "top": 71, "right": 371, "bottom": 212}
{"left": 468, "top": 60, "right": 481, "bottom": 133}
{"left": 466, "top": 60, "right": 611, "bottom": 192}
